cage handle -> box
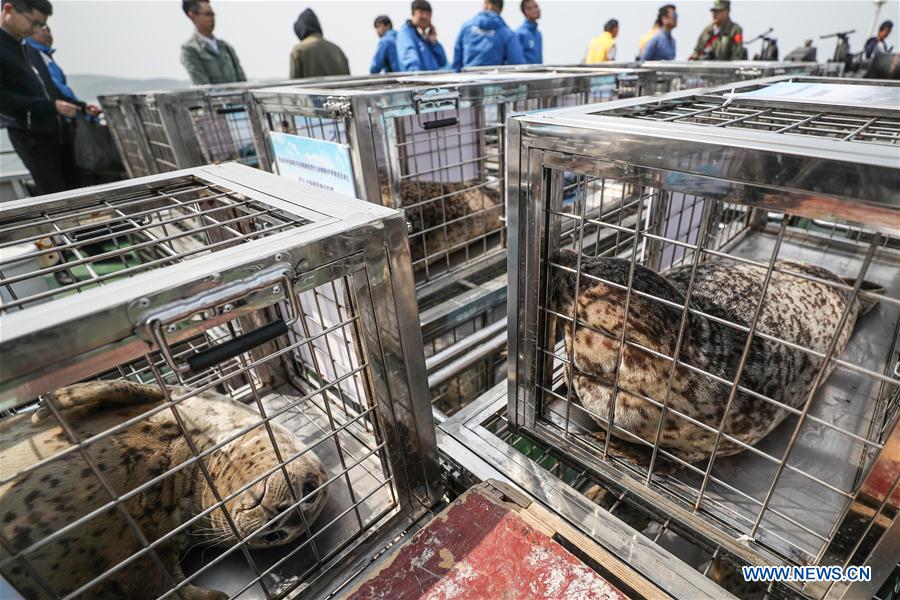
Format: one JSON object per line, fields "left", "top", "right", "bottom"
{"left": 144, "top": 266, "right": 299, "bottom": 374}
{"left": 186, "top": 319, "right": 289, "bottom": 372}
{"left": 414, "top": 90, "right": 460, "bottom": 130}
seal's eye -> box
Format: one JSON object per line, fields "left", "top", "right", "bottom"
{"left": 263, "top": 531, "right": 281, "bottom": 544}
{"left": 302, "top": 479, "right": 318, "bottom": 502}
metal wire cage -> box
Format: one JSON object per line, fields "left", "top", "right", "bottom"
{"left": 0, "top": 163, "right": 441, "bottom": 599}
{"left": 506, "top": 76, "right": 900, "bottom": 599}
{"left": 250, "top": 69, "right": 651, "bottom": 419}
{"left": 99, "top": 81, "right": 299, "bottom": 178}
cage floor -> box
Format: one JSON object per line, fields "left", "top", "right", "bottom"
{"left": 550, "top": 227, "right": 899, "bottom": 565}
{"left": 181, "top": 386, "right": 397, "bottom": 599}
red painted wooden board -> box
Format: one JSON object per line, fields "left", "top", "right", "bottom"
{"left": 346, "top": 488, "right": 628, "bottom": 600}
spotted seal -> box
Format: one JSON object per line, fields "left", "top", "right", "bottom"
{"left": 551, "top": 250, "right": 881, "bottom": 471}
{"left": 0, "top": 381, "right": 328, "bottom": 600}
{"left": 390, "top": 180, "right": 503, "bottom": 270}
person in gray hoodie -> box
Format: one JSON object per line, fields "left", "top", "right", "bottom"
{"left": 289, "top": 8, "right": 350, "bottom": 79}
{"left": 452, "top": 0, "right": 525, "bottom": 71}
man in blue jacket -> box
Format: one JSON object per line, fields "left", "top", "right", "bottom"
{"left": 453, "top": 0, "right": 525, "bottom": 71}
{"left": 370, "top": 15, "right": 399, "bottom": 73}
{"left": 642, "top": 4, "right": 677, "bottom": 61}
{"left": 396, "top": 0, "right": 447, "bottom": 72}
{"left": 515, "top": 0, "right": 541, "bottom": 64}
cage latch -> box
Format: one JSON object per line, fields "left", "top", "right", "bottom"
{"left": 141, "top": 265, "right": 300, "bottom": 374}
{"left": 413, "top": 90, "right": 460, "bottom": 130}
{"left": 736, "top": 67, "right": 763, "bottom": 79}
{"left": 323, "top": 96, "right": 351, "bottom": 118}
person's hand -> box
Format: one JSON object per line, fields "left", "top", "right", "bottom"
{"left": 55, "top": 100, "right": 78, "bottom": 117}
{"left": 85, "top": 104, "right": 102, "bottom": 116}
{"left": 427, "top": 25, "right": 437, "bottom": 43}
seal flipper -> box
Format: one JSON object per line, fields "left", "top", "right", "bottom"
{"left": 840, "top": 277, "right": 884, "bottom": 316}
{"left": 32, "top": 380, "right": 166, "bottom": 425}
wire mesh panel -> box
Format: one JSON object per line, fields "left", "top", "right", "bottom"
{"left": 507, "top": 77, "right": 900, "bottom": 599}
{"left": 0, "top": 163, "right": 440, "bottom": 600}
{"left": 187, "top": 94, "right": 261, "bottom": 167}
{"left": 613, "top": 77, "right": 900, "bottom": 145}
{"left": 133, "top": 95, "right": 181, "bottom": 173}
{"left": 98, "top": 94, "right": 156, "bottom": 179}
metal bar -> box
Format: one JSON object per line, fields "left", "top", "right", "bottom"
{"left": 647, "top": 200, "right": 714, "bottom": 480}
{"left": 427, "top": 330, "right": 506, "bottom": 390}
{"left": 749, "top": 235, "right": 882, "bottom": 537}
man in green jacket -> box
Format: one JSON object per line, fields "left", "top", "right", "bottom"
{"left": 690, "top": 0, "right": 744, "bottom": 60}
{"left": 290, "top": 8, "right": 350, "bottom": 79}
{"left": 180, "top": 0, "right": 246, "bottom": 85}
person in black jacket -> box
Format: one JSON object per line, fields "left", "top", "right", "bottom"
{"left": 1, "top": 0, "right": 97, "bottom": 195}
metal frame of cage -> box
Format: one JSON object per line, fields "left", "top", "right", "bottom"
{"left": 250, "top": 69, "right": 653, "bottom": 421}
{"left": 0, "top": 163, "right": 441, "bottom": 599}
{"left": 99, "top": 82, "right": 290, "bottom": 178}
{"left": 465, "top": 61, "right": 819, "bottom": 95}
{"left": 505, "top": 75, "right": 900, "bottom": 599}
{"left": 637, "top": 61, "right": 819, "bottom": 92}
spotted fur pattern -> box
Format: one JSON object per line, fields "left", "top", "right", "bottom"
{"left": 0, "top": 381, "right": 327, "bottom": 600}
{"left": 388, "top": 180, "right": 502, "bottom": 269}
{"left": 551, "top": 250, "right": 879, "bottom": 470}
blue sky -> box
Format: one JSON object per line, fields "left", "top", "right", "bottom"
{"left": 48, "top": 0, "right": 899, "bottom": 80}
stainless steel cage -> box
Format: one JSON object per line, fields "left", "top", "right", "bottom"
{"left": 250, "top": 69, "right": 651, "bottom": 420}
{"left": 99, "top": 82, "right": 297, "bottom": 178}
{"left": 99, "top": 76, "right": 398, "bottom": 179}
{"left": 506, "top": 76, "right": 900, "bottom": 599}
{"left": 0, "top": 163, "right": 441, "bottom": 599}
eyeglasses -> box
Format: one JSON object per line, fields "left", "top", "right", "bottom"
{"left": 13, "top": 6, "right": 47, "bottom": 29}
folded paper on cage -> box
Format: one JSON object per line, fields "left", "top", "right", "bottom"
{"left": 724, "top": 82, "right": 900, "bottom": 111}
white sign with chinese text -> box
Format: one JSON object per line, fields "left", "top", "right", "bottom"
{"left": 269, "top": 131, "right": 357, "bottom": 198}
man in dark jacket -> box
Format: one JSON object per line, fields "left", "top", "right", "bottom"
{"left": 290, "top": 8, "right": 350, "bottom": 79}
{"left": 453, "top": 0, "right": 525, "bottom": 71}
{"left": 180, "top": 0, "right": 246, "bottom": 85}
{"left": 1, "top": 0, "right": 91, "bottom": 195}
{"left": 370, "top": 15, "right": 399, "bottom": 74}
{"left": 396, "top": 0, "right": 447, "bottom": 72}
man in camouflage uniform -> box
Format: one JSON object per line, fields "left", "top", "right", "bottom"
{"left": 690, "top": 0, "right": 744, "bottom": 60}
